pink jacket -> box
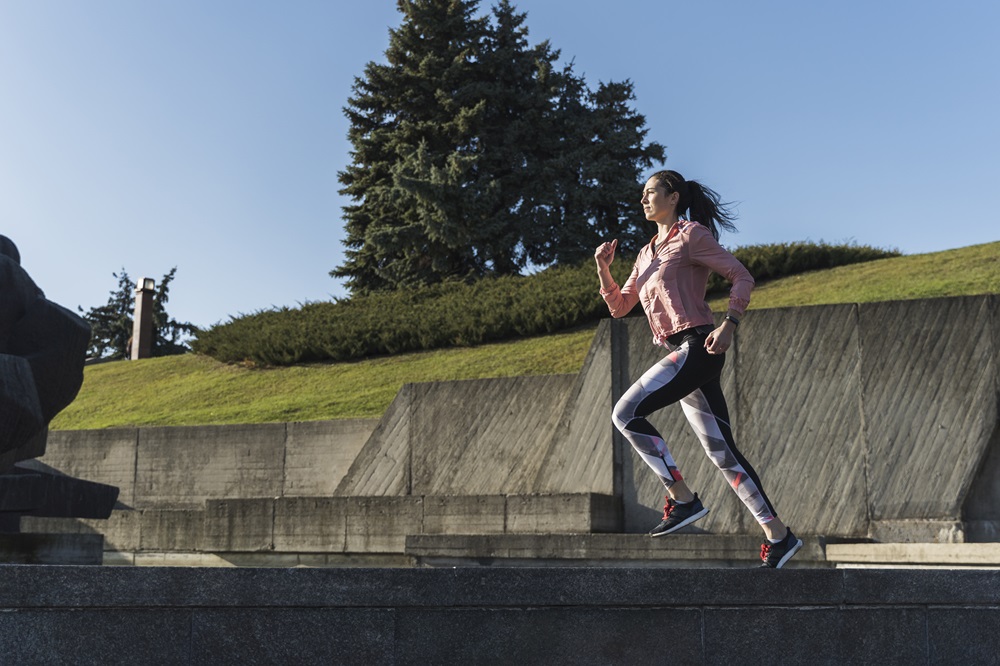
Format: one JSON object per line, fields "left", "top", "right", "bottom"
{"left": 600, "top": 219, "right": 754, "bottom": 346}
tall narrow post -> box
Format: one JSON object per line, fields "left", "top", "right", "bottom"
{"left": 130, "top": 278, "right": 155, "bottom": 360}
{"left": 609, "top": 318, "right": 630, "bottom": 525}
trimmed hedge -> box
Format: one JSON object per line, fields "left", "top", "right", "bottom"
{"left": 193, "top": 241, "right": 899, "bottom": 366}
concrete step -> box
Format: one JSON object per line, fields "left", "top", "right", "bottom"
{"left": 0, "top": 532, "right": 103, "bottom": 565}
{"left": 827, "top": 542, "right": 1000, "bottom": 567}
{"left": 0, "top": 566, "right": 997, "bottom": 663}
{"left": 19, "top": 493, "right": 621, "bottom": 560}
{"left": 406, "top": 533, "right": 830, "bottom": 568}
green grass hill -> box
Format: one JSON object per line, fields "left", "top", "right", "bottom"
{"left": 52, "top": 241, "right": 998, "bottom": 431}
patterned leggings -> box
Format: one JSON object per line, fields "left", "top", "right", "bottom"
{"left": 612, "top": 327, "right": 777, "bottom": 524}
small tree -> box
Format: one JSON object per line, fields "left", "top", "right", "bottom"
{"left": 79, "top": 268, "right": 198, "bottom": 360}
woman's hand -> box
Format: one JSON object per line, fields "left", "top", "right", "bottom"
{"left": 595, "top": 239, "right": 618, "bottom": 271}
{"left": 704, "top": 322, "right": 734, "bottom": 354}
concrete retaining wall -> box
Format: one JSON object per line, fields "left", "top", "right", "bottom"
{"left": 21, "top": 493, "right": 619, "bottom": 563}
{"left": 326, "top": 294, "right": 1000, "bottom": 543}
{"left": 28, "top": 419, "right": 378, "bottom": 507}
{"left": 25, "top": 294, "right": 1000, "bottom": 560}
{"left": 619, "top": 294, "right": 1000, "bottom": 541}
{"left": 1, "top": 565, "right": 998, "bottom": 664}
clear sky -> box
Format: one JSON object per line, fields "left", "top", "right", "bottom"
{"left": 2, "top": 1, "right": 998, "bottom": 329}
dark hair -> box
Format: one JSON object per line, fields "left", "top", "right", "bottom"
{"left": 650, "top": 170, "right": 737, "bottom": 240}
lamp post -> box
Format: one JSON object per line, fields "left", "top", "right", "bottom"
{"left": 130, "top": 277, "right": 155, "bottom": 360}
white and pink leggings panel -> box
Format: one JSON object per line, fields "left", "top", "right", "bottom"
{"left": 612, "top": 331, "right": 776, "bottom": 525}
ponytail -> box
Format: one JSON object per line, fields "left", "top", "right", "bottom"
{"left": 650, "top": 170, "right": 738, "bottom": 240}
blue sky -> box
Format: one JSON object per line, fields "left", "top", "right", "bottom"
{"left": 2, "top": 1, "right": 997, "bottom": 329}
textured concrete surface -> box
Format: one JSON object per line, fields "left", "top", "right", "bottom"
{"left": 337, "top": 375, "right": 584, "bottom": 497}
{"left": 409, "top": 375, "right": 575, "bottom": 495}
{"left": 737, "top": 303, "right": 867, "bottom": 537}
{"left": 827, "top": 542, "right": 1000, "bottom": 566}
{"left": 39, "top": 419, "right": 379, "bottom": 510}
{"left": 204, "top": 498, "right": 274, "bottom": 552}
{"left": 0, "top": 566, "right": 998, "bottom": 664}
{"left": 531, "top": 322, "right": 615, "bottom": 495}
{"left": 336, "top": 325, "right": 613, "bottom": 500}
{"left": 616, "top": 295, "right": 1000, "bottom": 541}
{"left": 273, "top": 497, "right": 348, "bottom": 553}
{"left": 29, "top": 294, "right": 1000, "bottom": 562}
{"left": 335, "top": 385, "right": 413, "bottom": 496}
{"left": 0, "top": 533, "right": 103, "bottom": 565}
{"left": 136, "top": 423, "right": 286, "bottom": 508}
{"left": 405, "top": 533, "right": 828, "bottom": 568}
{"left": 421, "top": 495, "right": 506, "bottom": 535}
{"left": 860, "top": 296, "right": 997, "bottom": 526}
{"left": 23, "top": 493, "right": 619, "bottom": 560}
{"left": 22, "top": 428, "right": 139, "bottom": 505}
{"left": 284, "top": 419, "right": 374, "bottom": 495}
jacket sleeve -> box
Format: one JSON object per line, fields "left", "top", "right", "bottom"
{"left": 599, "top": 261, "right": 640, "bottom": 318}
{"left": 688, "top": 226, "right": 754, "bottom": 315}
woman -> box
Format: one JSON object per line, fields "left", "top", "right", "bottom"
{"left": 594, "top": 169, "right": 801, "bottom": 568}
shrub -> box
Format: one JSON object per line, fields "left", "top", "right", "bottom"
{"left": 193, "top": 241, "right": 898, "bottom": 366}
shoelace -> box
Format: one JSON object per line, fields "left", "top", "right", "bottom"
{"left": 760, "top": 543, "right": 772, "bottom": 562}
{"left": 662, "top": 498, "right": 675, "bottom": 520}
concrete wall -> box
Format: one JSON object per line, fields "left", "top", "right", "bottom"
{"left": 1, "top": 565, "right": 998, "bottom": 664}
{"left": 27, "top": 419, "right": 378, "bottom": 508}
{"left": 329, "top": 294, "right": 1000, "bottom": 542}
{"left": 335, "top": 321, "right": 616, "bottom": 498}
{"left": 26, "top": 294, "right": 1000, "bottom": 555}
{"left": 621, "top": 295, "right": 1000, "bottom": 541}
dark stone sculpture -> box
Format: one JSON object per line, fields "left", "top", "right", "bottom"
{"left": 0, "top": 235, "right": 118, "bottom": 537}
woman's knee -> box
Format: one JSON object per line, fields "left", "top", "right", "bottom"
{"left": 611, "top": 395, "right": 635, "bottom": 431}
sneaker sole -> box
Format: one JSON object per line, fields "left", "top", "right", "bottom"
{"left": 650, "top": 507, "right": 709, "bottom": 537}
{"left": 774, "top": 538, "right": 803, "bottom": 568}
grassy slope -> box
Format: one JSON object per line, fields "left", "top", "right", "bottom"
{"left": 53, "top": 241, "right": 998, "bottom": 430}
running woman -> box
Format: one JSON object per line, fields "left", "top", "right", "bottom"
{"left": 595, "top": 170, "right": 802, "bottom": 568}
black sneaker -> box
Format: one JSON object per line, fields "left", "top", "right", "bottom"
{"left": 649, "top": 494, "right": 709, "bottom": 537}
{"left": 759, "top": 528, "right": 803, "bottom": 568}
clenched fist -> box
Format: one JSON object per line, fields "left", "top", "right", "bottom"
{"left": 594, "top": 239, "right": 618, "bottom": 271}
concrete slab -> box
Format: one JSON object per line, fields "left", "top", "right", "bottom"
{"left": 283, "top": 419, "right": 378, "bottom": 496}
{"left": 20, "top": 510, "right": 141, "bottom": 552}
{"left": 29, "top": 428, "right": 138, "bottom": 506}
{"left": 335, "top": 385, "right": 412, "bottom": 497}
{"left": 345, "top": 497, "right": 423, "bottom": 553}
{"left": 703, "top": 606, "right": 927, "bottom": 664}
{"left": 138, "top": 509, "right": 205, "bottom": 552}
{"left": 0, "top": 533, "right": 103, "bottom": 565}
{"left": 135, "top": 424, "right": 285, "bottom": 508}
{"left": 405, "top": 533, "right": 827, "bottom": 569}
{"left": 408, "top": 375, "right": 576, "bottom": 495}
{"left": 273, "top": 497, "right": 347, "bottom": 553}
{"left": 827, "top": 542, "right": 1000, "bottom": 567}
{"left": 505, "top": 494, "right": 620, "bottom": 534}
{"left": 0, "top": 608, "right": 191, "bottom": 664}
{"left": 203, "top": 499, "right": 274, "bottom": 552}
{"left": 859, "top": 296, "right": 995, "bottom": 526}
{"left": 421, "top": 495, "right": 505, "bottom": 535}
{"left": 533, "top": 324, "right": 614, "bottom": 495}
{"left": 737, "top": 303, "right": 867, "bottom": 537}
{"left": 1, "top": 566, "right": 999, "bottom": 664}
{"left": 193, "top": 608, "right": 393, "bottom": 665}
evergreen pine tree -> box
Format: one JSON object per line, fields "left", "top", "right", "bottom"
{"left": 335, "top": 0, "right": 487, "bottom": 293}
{"left": 334, "top": 0, "right": 665, "bottom": 293}
{"left": 78, "top": 270, "right": 134, "bottom": 360}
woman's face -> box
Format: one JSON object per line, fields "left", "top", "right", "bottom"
{"left": 640, "top": 177, "right": 678, "bottom": 224}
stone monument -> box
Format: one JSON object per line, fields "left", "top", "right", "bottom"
{"left": 0, "top": 234, "right": 119, "bottom": 562}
